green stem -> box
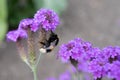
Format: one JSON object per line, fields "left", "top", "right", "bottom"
{"left": 24, "top": 60, "right": 32, "bottom": 69}
{"left": 32, "top": 53, "right": 42, "bottom": 80}
{"left": 32, "top": 67, "right": 38, "bottom": 80}
{"left": 77, "top": 71, "right": 80, "bottom": 80}
{"left": 35, "top": 52, "right": 42, "bottom": 67}
{"left": 74, "top": 67, "right": 80, "bottom": 80}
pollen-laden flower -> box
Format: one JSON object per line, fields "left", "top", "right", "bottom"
{"left": 6, "top": 29, "right": 27, "bottom": 42}
{"left": 18, "top": 18, "right": 39, "bottom": 32}
{"left": 33, "top": 8, "right": 60, "bottom": 31}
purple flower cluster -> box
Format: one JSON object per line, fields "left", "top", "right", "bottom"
{"left": 58, "top": 38, "right": 120, "bottom": 80}
{"left": 33, "top": 9, "right": 59, "bottom": 31}
{"left": 7, "top": 8, "right": 59, "bottom": 42}
{"left": 58, "top": 38, "right": 92, "bottom": 63}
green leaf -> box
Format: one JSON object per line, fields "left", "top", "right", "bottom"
{"left": 0, "top": 21, "right": 7, "bottom": 41}
{"left": 33, "top": 0, "right": 44, "bottom": 10}
{"left": 0, "top": 0, "right": 8, "bottom": 41}
{"left": 0, "top": 0, "right": 7, "bottom": 20}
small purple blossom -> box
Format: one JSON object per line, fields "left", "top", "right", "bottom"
{"left": 102, "top": 46, "right": 117, "bottom": 59}
{"left": 6, "top": 29, "right": 27, "bottom": 42}
{"left": 58, "top": 42, "right": 74, "bottom": 63}
{"left": 88, "top": 58, "right": 106, "bottom": 79}
{"left": 34, "top": 8, "right": 60, "bottom": 31}
{"left": 18, "top": 18, "right": 38, "bottom": 32}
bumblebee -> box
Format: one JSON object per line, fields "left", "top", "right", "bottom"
{"left": 39, "top": 31, "right": 59, "bottom": 53}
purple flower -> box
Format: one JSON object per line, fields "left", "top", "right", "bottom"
{"left": 58, "top": 38, "right": 93, "bottom": 63}
{"left": 18, "top": 18, "right": 39, "bottom": 32}
{"left": 107, "top": 61, "right": 120, "bottom": 80}
{"left": 102, "top": 46, "right": 116, "bottom": 59}
{"left": 58, "top": 42, "right": 74, "bottom": 63}
{"left": 88, "top": 46, "right": 120, "bottom": 79}
{"left": 58, "top": 38, "right": 120, "bottom": 80}
{"left": 88, "top": 58, "right": 107, "bottom": 79}
{"left": 33, "top": 8, "right": 60, "bottom": 31}
{"left": 59, "top": 71, "right": 71, "bottom": 80}
{"left": 102, "top": 46, "right": 120, "bottom": 63}
{"left": 45, "top": 71, "right": 71, "bottom": 80}
{"left": 6, "top": 29, "right": 27, "bottom": 42}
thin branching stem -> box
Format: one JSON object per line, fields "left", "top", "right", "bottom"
{"left": 35, "top": 52, "right": 42, "bottom": 67}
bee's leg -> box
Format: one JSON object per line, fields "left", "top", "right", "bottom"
{"left": 40, "top": 42, "right": 45, "bottom": 45}
{"left": 39, "top": 39, "right": 48, "bottom": 45}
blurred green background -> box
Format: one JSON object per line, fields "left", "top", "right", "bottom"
{"left": 0, "top": 0, "right": 67, "bottom": 43}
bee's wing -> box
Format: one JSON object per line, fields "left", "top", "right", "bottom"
{"left": 50, "top": 38, "right": 59, "bottom": 46}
